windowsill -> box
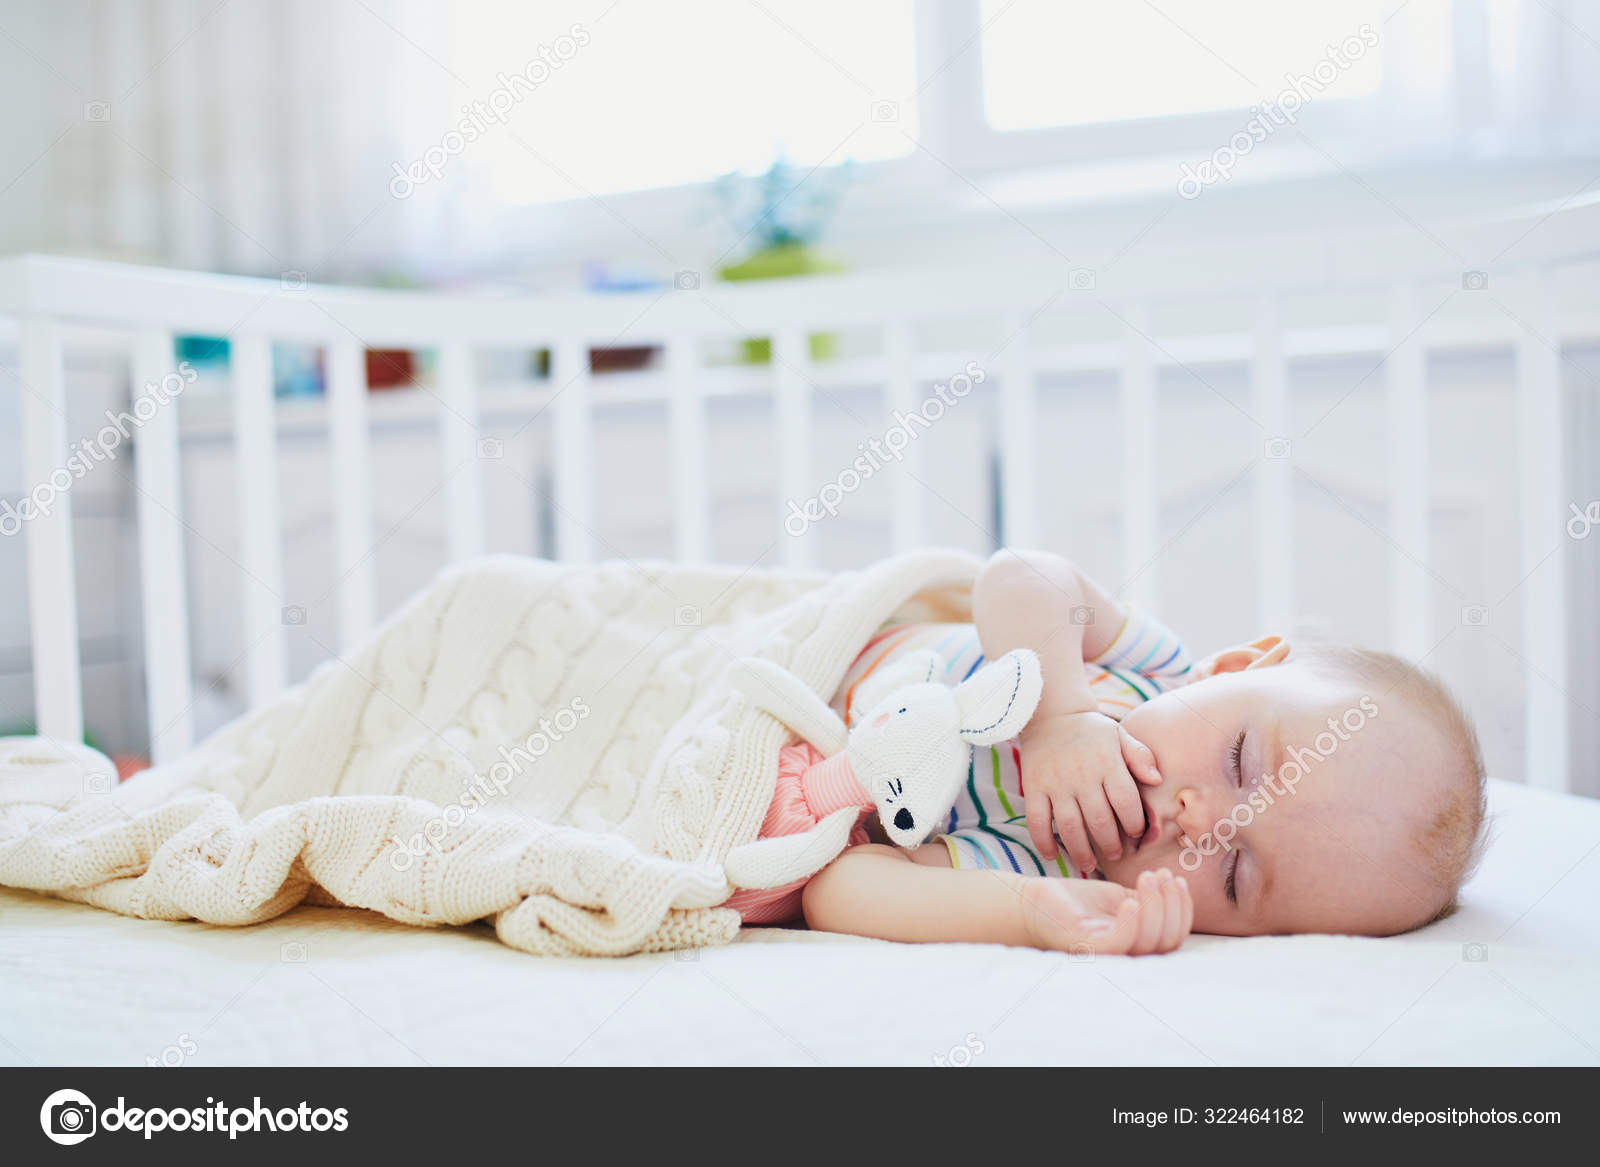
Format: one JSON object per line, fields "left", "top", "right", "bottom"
{"left": 452, "top": 145, "right": 1600, "bottom": 292}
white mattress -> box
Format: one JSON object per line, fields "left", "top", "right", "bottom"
{"left": 2, "top": 778, "right": 1596, "bottom": 1066}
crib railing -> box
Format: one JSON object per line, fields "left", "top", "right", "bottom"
{"left": 3, "top": 195, "right": 1598, "bottom": 788}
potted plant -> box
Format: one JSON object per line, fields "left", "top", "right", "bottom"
{"left": 715, "top": 156, "right": 852, "bottom": 363}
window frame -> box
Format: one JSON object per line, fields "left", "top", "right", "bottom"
{"left": 914, "top": 0, "right": 1401, "bottom": 178}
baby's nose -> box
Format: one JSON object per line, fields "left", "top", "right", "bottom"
{"left": 1174, "top": 786, "right": 1220, "bottom": 837}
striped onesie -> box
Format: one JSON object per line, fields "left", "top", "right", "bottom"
{"left": 718, "top": 607, "right": 1191, "bottom": 923}
{"left": 831, "top": 609, "right": 1191, "bottom": 879}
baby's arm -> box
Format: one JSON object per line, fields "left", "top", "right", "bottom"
{"left": 972, "top": 547, "right": 1124, "bottom": 713}
{"left": 971, "top": 549, "right": 1163, "bottom": 875}
{"left": 801, "top": 843, "right": 1191, "bottom": 954}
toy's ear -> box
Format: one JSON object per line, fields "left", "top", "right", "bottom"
{"left": 849, "top": 649, "right": 941, "bottom": 721}
{"left": 729, "top": 657, "right": 849, "bottom": 756}
{"left": 954, "top": 650, "right": 1042, "bottom": 745}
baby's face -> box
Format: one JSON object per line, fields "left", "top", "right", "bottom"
{"left": 1105, "top": 657, "right": 1443, "bottom": 936}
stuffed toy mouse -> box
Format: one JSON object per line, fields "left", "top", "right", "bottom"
{"left": 721, "top": 647, "right": 1042, "bottom": 890}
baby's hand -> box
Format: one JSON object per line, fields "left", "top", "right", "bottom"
{"left": 1019, "top": 710, "right": 1161, "bottom": 874}
{"left": 1018, "top": 869, "right": 1192, "bottom": 956}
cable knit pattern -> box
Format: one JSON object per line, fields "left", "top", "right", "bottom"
{"left": 0, "top": 550, "right": 980, "bottom": 956}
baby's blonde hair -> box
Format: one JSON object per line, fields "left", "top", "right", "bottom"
{"left": 1294, "top": 643, "right": 1488, "bottom": 929}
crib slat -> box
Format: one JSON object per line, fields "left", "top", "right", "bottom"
{"left": 1120, "top": 305, "right": 1159, "bottom": 607}
{"left": 232, "top": 334, "right": 287, "bottom": 703}
{"left": 668, "top": 336, "right": 709, "bottom": 562}
{"left": 552, "top": 340, "right": 593, "bottom": 563}
{"left": 437, "top": 342, "right": 484, "bottom": 562}
{"left": 1386, "top": 285, "right": 1430, "bottom": 659}
{"left": 133, "top": 329, "right": 194, "bottom": 762}
{"left": 773, "top": 328, "right": 812, "bottom": 568}
{"left": 17, "top": 316, "right": 84, "bottom": 744}
{"left": 1515, "top": 280, "right": 1570, "bottom": 791}
{"left": 1253, "top": 297, "right": 1294, "bottom": 631}
{"left": 883, "top": 320, "right": 924, "bottom": 552}
{"left": 326, "top": 338, "right": 376, "bottom": 647}
{"left": 999, "top": 316, "right": 1038, "bottom": 548}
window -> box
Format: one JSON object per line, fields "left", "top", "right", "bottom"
{"left": 441, "top": 0, "right": 1586, "bottom": 213}
{"left": 980, "top": 0, "right": 1386, "bottom": 131}
{"left": 451, "top": 1, "right": 918, "bottom": 204}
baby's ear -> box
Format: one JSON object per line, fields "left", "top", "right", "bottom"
{"left": 850, "top": 649, "right": 941, "bottom": 719}
{"left": 1193, "top": 635, "right": 1289, "bottom": 680}
{"left": 954, "top": 650, "right": 1042, "bottom": 745}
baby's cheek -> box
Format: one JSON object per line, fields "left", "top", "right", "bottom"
{"left": 1097, "top": 844, "right": 1168, "bottom": 886}
{"left": 1184, "top": 883, "right": 1231, "bottom": 934}
{"left": 1101, "top": 842, "right": 1232, "bottom": 935}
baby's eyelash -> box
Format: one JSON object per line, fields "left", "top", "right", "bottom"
{"left": 1225, "top": 850, "right": 1240, "bottom": 905}
{"left": 1229, "top": 730, "right": 1246, "bottom": 786}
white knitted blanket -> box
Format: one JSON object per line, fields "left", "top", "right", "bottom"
{"left": 0, "top": 550, "right": 979, "bottom": 956}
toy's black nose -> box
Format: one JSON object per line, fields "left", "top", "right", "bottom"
{"left": 893, "top": 808, "right": 914, "bottom": 831}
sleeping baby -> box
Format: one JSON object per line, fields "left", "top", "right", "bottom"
{"left": 724, "top": 548, "right": 1488, "bottom": 957}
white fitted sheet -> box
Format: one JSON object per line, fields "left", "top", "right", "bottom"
{"left": 1, "top": 778, "right": 1595, "bottom": 1066}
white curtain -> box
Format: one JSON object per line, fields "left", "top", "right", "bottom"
{"left": 13, "top": 0, "right": 455, "bottom": 280}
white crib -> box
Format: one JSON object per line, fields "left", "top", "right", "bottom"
{"left": 2, "top": 194, "right": 1597, "bottom": 789}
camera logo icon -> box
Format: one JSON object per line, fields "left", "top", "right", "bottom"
{"left": 1068, "top": 267, "right": 1096, "bottom": 291}
{"left": 1069, "top": 605, "right": 1095, "bottom": 626}
{"left": 82, "top": 772, "right": 112, "bottom": 796}
{"left": 1460, "top": 605, "right": 1489, "bottom": 627}
{"left": 1461, "top": 270, "right": 1489, "bottom": 291}
{"left": 674, "top": 270, "right": 700, "bottom": 291}
{"left": 282, "top": 605, "right": 306, "bottom": 626}
{"left": 477, "top": 437, "right": 504, "bottom": 460}
{"left": 280, "top": 941, "right": 308, "bottom": 963}
{"left": 1066, "top": 942, "right": 1096, "bottom": 964}
{"left": 40, "top": 1088, "right": 97, "bottom": 1145}
{"left": 674, "top": 947, "right": 699, "bottom": 962}
{"left": 871, "top": 100, "right": 899, "bottom": 122}
{"left": 82, "top": 101, "right": 111, "bottom": 122}
{"left": 1462, "top": 942, "right": 1489, "bottom": 962}
{"left": 674, "top": 605, "right": 701, "bottom": 628}
{"left": 280, "top": 270, "right": 308, "bottom": 292}
{"left": 1264, "top": 437, "right": 1292, "bottom": 460}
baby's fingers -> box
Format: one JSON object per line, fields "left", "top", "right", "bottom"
{"left": 1079, "top": 896, "right": 1141, "bottom": 955}
{"left": 1053, "top": 806, "right": 1098, "bottom": 877}
{"left": 1129, "top": 871, "right": 1167, "bottom": 954}
{"left": 1104, "top": 768, "right": 1147, "bottom": 839}
{"left": 1157, "top": 873, "right": 1192, "bottom": 952}
{"left": 1119, "top": 726, "right": 1162, "bottom": 785}
{"left": 1076, "top": 792, "right": 1126, "bottom": 864}
{"left": 1026, "top": 797, "right": 1059, "bottom": 861}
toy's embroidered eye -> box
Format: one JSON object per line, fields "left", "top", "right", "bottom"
{"left": 897, "top": 707, "right": 907, "bottom": 714}
{"left": 893, "top": 808, "right": 914, "bottom": 831}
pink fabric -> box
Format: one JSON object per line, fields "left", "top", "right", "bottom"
{"left": 720, "top": 742, "right": 873, "bottom": 924}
